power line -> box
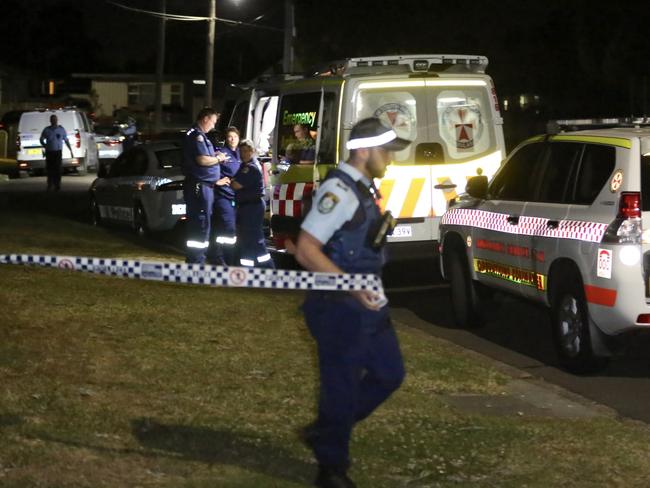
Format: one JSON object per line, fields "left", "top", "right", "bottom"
{"left": 107, "top": 1, "right": 282, "bottom": 31}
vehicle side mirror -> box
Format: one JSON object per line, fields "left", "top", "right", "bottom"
{"left": 466, "top": 175, "right": 488, "bottom": 199}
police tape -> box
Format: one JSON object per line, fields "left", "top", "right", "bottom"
{"left": 0, "top": 254, "right": 384, "bottom": 293}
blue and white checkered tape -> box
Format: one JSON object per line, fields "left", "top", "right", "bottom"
{"left": 0, "top": 254, "right": 384, "bottom": 293}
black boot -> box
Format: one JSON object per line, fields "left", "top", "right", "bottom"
{"left": 315, "top": 466, "right": 356, "bottom": 488}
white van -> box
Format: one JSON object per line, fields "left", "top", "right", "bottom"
{"left": 17, "top": 108, "right": 99, "bottom": 175}
{"left": 229, "top": 54, "right": 506, "bottom": 260}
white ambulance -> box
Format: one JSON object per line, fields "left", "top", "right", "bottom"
{"left": 228, "top": 54, "right": 506, "bottom": 260}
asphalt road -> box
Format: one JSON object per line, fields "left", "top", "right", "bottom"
{"left": 5, "top": 174, "right": 650, "bottom": 424}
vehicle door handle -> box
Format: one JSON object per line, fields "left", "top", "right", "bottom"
{"left": 547, "top": 220, "right": 559, "bottom": 229}
{"left": 506, "top": 215, "right": 519, "bottom": 225}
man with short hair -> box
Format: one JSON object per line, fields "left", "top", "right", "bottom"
{"left": 182, "top": 108, "right": 229, "bottom": 264}
{"left": 295, "top": 117, "right": 411, "bottom": 488}
{"left": 40, "top": 114, "right": 73, "bottom": 191}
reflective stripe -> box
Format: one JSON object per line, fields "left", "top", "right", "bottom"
{"left": 441, "top": 208, "right": 608, "bottom": 243}
{"left": 186, "top": 240, "right": 209, "bottom": 249}
{"left": 549, "top": 134, "right": 632, "bottom": 149}
{"left": 257, "top": 254, "right": 272, "bottom": 263}
{"left": 399, "top": 177, "right": 425, "bottom": 218}
{"left": 346, "top": 130, "right": 398, "bottom": 150}
{"left": 240, "top": 258, "right": 255, "bottom": 266}
{"left": 216, "top": 236, "right": 237, "bottom": 245}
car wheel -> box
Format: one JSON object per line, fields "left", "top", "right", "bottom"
{"left": 90, "top": 197, "right": 101, "bottom": 226}
{"left": 551, "top": 281, "right": 608, "bottom": 373}
{"left": 446, "top": 249, "right": 485, "bottom": 328}
{"left": 133, "top": 204, "right": 148, "bottom": 238}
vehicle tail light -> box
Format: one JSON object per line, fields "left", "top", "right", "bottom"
{"left": 16, "top": 135, "right": 20, "bottom": 151}
{"left": 103, "top": 140, "right": 121, "bottom": 146}
{"left": 618, "top": 192, "right": 641, "bottom": 219}
{"left": 603, "top": 191, "right": 643, "bottom": 244}
{"left": 75, "top": 129, "right": 81, "bottom": 148}
{"left": 636, "top": 314, "right": 650, "bottom": 324}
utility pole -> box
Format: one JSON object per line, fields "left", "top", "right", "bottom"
{"left": 154, "top": 0, "right": 166, "bottom": 135}
{"left": 282, "top": 0, "right": 294, "bottom": 73}
{"left": 205, "top": 0, "right": 216, "bottom": 107}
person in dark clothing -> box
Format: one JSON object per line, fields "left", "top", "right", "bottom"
{"left": 231, "top": 139, "right": 274, "bottom": 269}
{"left": 40, "top": 114, "right": 73, "bottom": 191}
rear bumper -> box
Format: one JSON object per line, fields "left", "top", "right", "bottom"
{"left": 385, "top": 239, "right": 439, "bottom": 262}
{"left": 17, "top": 158, "right": 83, "bottom": 171}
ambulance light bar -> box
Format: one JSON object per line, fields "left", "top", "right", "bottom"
{"left": 348, "top": 54, "right": 489, "bottom": 74}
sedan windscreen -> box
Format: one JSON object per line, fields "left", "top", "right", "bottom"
{"left": 155, "top": 148, "right": 182, "bottom": 170}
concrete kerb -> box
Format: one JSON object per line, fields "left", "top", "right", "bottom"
{"left": 391, "top": 307, "right": 618, "bottom": 420}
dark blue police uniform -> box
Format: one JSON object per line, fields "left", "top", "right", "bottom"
{"left": 301, "top": 164, "right": 405, "bottom": 473}
{"left": 209, "top": 145, "right": 241, "bottom": 265}
{"left": 233, "top": 158, "right": 274, "bottom": 268}
{"left": 182, "top": 125, "right": 220, "bottom": 264}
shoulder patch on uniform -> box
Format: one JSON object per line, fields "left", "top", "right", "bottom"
{"left": 196, "top": 134, "right": 204, "bottom": 143}
{"left": 317, "top": 192, "right": 340, "bottom": 214}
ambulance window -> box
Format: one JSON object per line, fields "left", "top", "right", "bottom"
{"left": 278, "top": 92, "right": 320, "bottom": 165}
{"left": 572, "top": 144, "right": 615, "bottom": 205}
{"left": 317, "top": 93, "right": 337, "bottom": 164}
{"left": 536, "top": 142, "right": 583, "bottom": 203}
{"left": 436, "top": 89, "right": 493, "bottom": 160}
{"left": 488, "top": 142, "right": 543, "bottom": 200}
{"left": 354, "top": 90, "right": 417, "bottom": 162}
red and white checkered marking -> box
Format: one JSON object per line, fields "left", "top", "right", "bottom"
{"left": 441, "top": 208, "right": 608, "bottom": 243}
{"left": 271, "top": 182, "right": 314, "bottom": 217}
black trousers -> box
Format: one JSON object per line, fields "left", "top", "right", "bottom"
{"left": 45, "top": 150, "right": 63, "bottom": 190}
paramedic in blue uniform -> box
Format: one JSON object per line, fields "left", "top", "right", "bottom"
{"left": 182, "top": 108, "right": 230, "bottom": 264}
{"left": 209, "top": 126, "right": 242, "bottom": 265}
{"left": 231, "top": 139, "right": 274, "bottom": 269}
{"left": 295, "top": 118, "right": 411, "bottom": 488}
{"left": 40, "top": 114, "right": 73, "bottom": 191}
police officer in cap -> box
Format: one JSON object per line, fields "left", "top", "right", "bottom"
{"left": 182, "top": 107, "right": 230, "bottom": 264}
{"left": 295, "top": 117, "right": 411, "bottom": 488}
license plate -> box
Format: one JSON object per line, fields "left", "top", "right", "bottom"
{"left": 392, "top": 225, "right": 412, "bottom": 237}
{"left": 26, "top": 148, "right": 42, "bottom": 156}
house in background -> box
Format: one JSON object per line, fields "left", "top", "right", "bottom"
{"left": 70, "top": 73, "right": 208, "bottom": 130}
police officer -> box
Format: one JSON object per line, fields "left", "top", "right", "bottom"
{"left": 209, "top": 126, "right": 242, "bottom": 265}
{"left": 182, "top": 108, "right": 229, "bottom": 264}
{"left": 295, "top": 118, "right": 411, "bottom": 488}
{"left": 40, "top": 114, "right": 73, "bottom": 191}
{"left": 231, "top": 139, "right": 274, "bottom": 268}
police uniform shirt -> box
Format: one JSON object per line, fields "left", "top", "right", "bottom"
{"left": 301, "top": 161, "right": 372, "bottom": 244}
{"left": 40, "top": 125, "right": 69, "bottom": 152}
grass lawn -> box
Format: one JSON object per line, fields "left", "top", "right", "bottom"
{"left": 2, "top": 211, "right": 650, "bottom": 487}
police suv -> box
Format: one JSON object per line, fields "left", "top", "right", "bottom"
{"left": 439, "top": 119, "right": 650, "bottom": 372}
{"left": 228, "top": 54, "right": 506, "bottom": 260}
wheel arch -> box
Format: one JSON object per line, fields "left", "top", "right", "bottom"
{"left": 547, "top": 257, "right": 584, "bottom": 307}
{"left": 440, "top": 230, "right": 468, "bottom": 280}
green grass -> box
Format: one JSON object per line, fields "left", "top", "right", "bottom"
{"left": 3, "top": 211, "right": 650, "bottom": 487}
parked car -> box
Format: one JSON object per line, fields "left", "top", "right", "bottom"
{"left": 94, "top": 124, "right": 124, "bottom": 160}
{"left": 89, "top": 141, "right": 185, "bottom": 236}
{"left": 16, "top": 107, "right": 98, "bottom": 175}
{"left": 439, "top": 120, "right": 650, "bottom": 373}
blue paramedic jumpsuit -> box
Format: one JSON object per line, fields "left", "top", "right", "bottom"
{"left": 301, "top": 161, "right": 405, "bottom": 471}
{"left": 233, "top": 159, "right": 274, "bottom": 268}
{"left": 182, "top": 125, "right": 220, "bottom": 264}
{"left": 210, "top": 145, "right": 241, "bottom": 265}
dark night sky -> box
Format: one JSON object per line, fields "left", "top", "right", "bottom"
{"left": 2, "top": 0, "right": 650, "bottom": 118}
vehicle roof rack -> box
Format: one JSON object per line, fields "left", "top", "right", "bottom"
{"left": 547, "top": 117, "right": 650, "bottom": 133}
{"left": 311, "top": 54, "right": 489, "bottom": 77}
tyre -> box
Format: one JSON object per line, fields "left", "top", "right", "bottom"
{"left": 133, "top": 205, "right": 148, "bottom": 238}
{"left": 551, "top": 280, "right": 608, "bottom": 373}
{"left": 446, "top": 249, "right": 485, "bottom": 328}
{"left": 90, "top": 197, "right": 101, "bottom": 226}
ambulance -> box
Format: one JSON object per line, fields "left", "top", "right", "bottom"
{"left": 228, "top": 54, "right": 506, "bottom": 259}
